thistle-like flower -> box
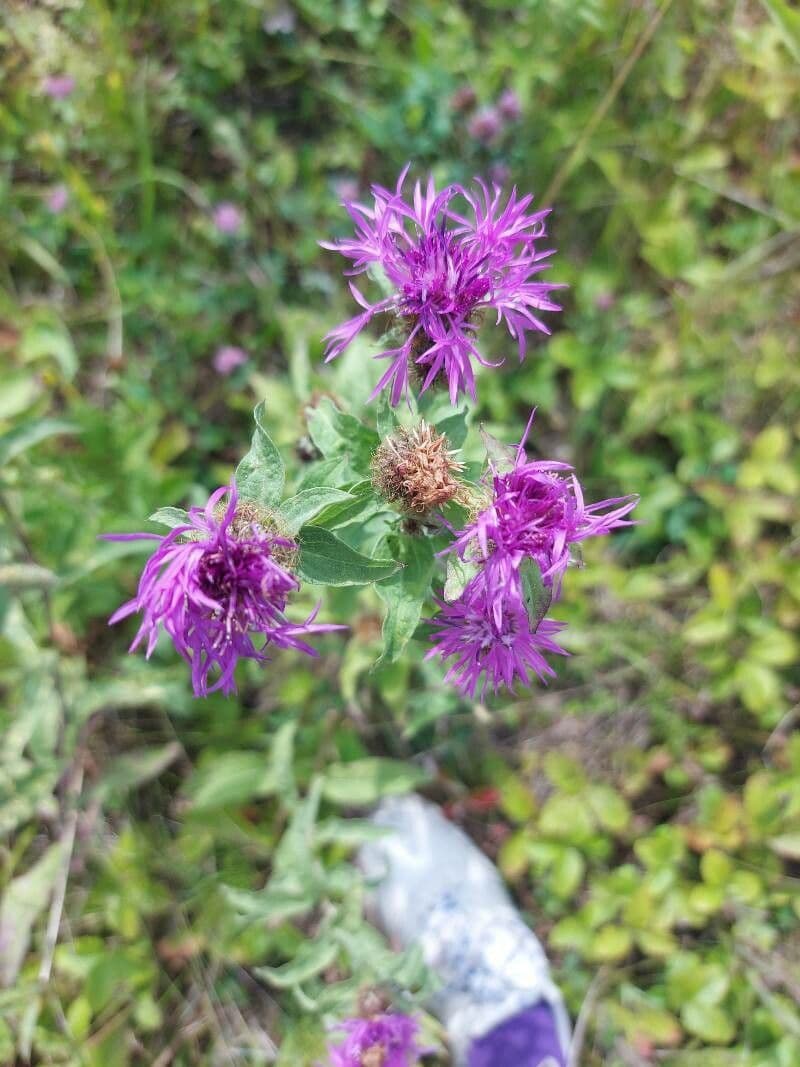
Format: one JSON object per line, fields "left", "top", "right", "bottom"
{"left": 322, "top": 167, "right": 562, "bottom": 406}
{"left": 326, "top": 1012, "right": 423, "bottom": 1067}
{"left": 105, "top": 482, "right": 342, "bottom": 696}
{"left": 372, "top": 421, "right": 464, "bottom": 514}
{"left": 449, "top": 412, "right": 638, "bottom": 606}
{"left": 426, "top": 574, "right": 568, "bottom": 701}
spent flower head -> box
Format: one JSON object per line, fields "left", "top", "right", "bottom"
{"left": 322, "top": 166, "right": 562, "bottom": 406}
{"left": 449, "top": 412, "right": 638, "bottom": 602}
{"left": 426, "top": 573, "right": 567, "bottom": 700}
{"left": 372, "top": 421, "right": 464, "bottom": 514}
{"left": 104, "top": 482, "right": 342, "bottom": 696}
{"left": 325, "top": 1012, "right": 423, "bottom": 1067}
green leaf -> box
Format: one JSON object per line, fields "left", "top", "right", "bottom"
{"left": 375, "top": 391, "right": 398, "bottom": 439}
{"left": 322, "top": 758, "right": 430, "bottom": 806}
{"left": 443, "top": 556, "right": 479, "bottom": 602}
{"left": 184, "top": 752, "right": 277, "bottom": 811}
{"left": 305, "top": 397, "right": 378, "bottom": 473}
{"left": 296, "top": 526, "right": 399, "bottom": 586}
{"left": 279, "top": 488, "right": 355, "bottom": 535}
{"left": 235, "top": 400, "right": 285, "bottom": 507}
{"left": 0, "top": 418, "right": 77, "bottom": 466}
{"left": 375, "top": 535, "right": 435, "bottom": 663}
{"left": 681, "top": 1002, "right": 735, "bottom": 1045}
{"left": 519, "top": 558, "right": 552, "bottom": 628}
{"left": 148, "top": 506, "right": 190, "bottom": 530}
{"left": 311, "top": 480, "right": 384, "bottom": 530}
{"left": 222, "top": 885, "right": 315, "bottom": 925}
{"left": 255, "top": 937, "right": 339, "bottom": 989}
{"left": 479, "top": 423, "right": 517, "bottom": 472}
{"left": 436, "top": 407, "right": 469, "bottom": 449}
{"left": 0, "top": 841, "right": 65, "bottom": 986}
{"left": 94, "top": 743, "right": 182, "bottom": 809}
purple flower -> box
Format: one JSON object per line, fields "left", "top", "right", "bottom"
{"left": 497, "top": 88, "right": 522, "bottom": 121}
{"left": 42, "top": 75, "right": 75, "bottom": 100}
{"left": 326, "top": 1012, "right": 423, "bottom": 1067}
{"left": 426, "top": 574, "right": 568, "bottom": 701}
{"left": 213, "top": 345, "right": 248, "bottom": 375}
{"left": 450, "top": 85, "right": 477, "bottom": 112}
{"left": 104, "top": 483, "right": 342, "bottom": 697}
{"left": 212, "top": 202, "right": 244, "bottom": 235}
{"left": 46, "top": 184, "right": 69, "bottom": 214}
{"left": 322, "top": 168, "right": 562, "bottom": 406}
{"left": 449, "top": 412, "right": 638, "bottom": 603}
{"left": 467, "top": 106, "right": 504, "bottom": 143}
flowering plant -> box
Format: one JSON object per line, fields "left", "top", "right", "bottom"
{"left": 108, "top": 169, "right": 637, "bottom": 704}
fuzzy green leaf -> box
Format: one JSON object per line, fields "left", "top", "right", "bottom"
{"left": 296, "top": 526, "right": 399, "bottom": 586}
{"left": 235, "top": 400, "right": 285, "bottom": 507}
{"left": 279, "top": 488, "right": 355, "bottom": 535}
{"left": 375, "top": 535, "right": 435, "bottom": 663}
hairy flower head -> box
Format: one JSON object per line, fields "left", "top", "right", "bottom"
{"left": 105, "top": 482, "right": 342, "bottom": 696}
{"left": 322, "top": 166, "right": 562, "bottom": 406}
{"left": 372, "top": 421, "right": 464, "bottom": 514}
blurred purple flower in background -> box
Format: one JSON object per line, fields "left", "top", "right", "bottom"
{"left": 467, "top": 106, "right": 503, "bottom": 144}
{"left": 46, "top": 184, "right": 69, "bottom": 214}
{"left": 322, "top": 167, "right": 562, "bottom": 406}
{"left": 212, "top": 202, "right": 244, "bottom": 234}
{"left": 326, "top": 1012, "right": 424, "bottom": 1067}
{"left": 449, "top": 84, "right": 477, "bottom": 112}
{"left": 213, "top": 345, "right": 248, "bottom": 376}
{"left": 104, "top": 482, "right": 342, "bottom": 697}
{"left": 497, "top": 87, "right": 522, "bottom": 121}
{"left": 42, "top": 74, "right": 75, "bottom": 99}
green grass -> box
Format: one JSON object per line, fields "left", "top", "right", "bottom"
{"left": 1, "top": 1, "right": 799, "bottom": 1064}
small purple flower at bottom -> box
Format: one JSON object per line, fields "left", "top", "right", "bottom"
{"left": 104, "top": 482, "right": 343, "bottom": 697}
{"left": 213, "top": 345, "right": 248, "bottom": 375}
{"left": 212, "top": 202, "right": 244, "bottom": 234}
{"left": 325, "top": 1012, "right": 424, "bottom": 1067}
{"left": 42, "top": 75, "right": 75, "bottom": 100}
{"left": 426, "top": 576, "right": 568, "bottom": 701}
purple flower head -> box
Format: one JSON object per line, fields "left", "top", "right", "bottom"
{"left": 322, "top": 167, "right": 562, "bottom": 406}
{"left": 426, "top": 574, "right": 568, "bottom": 701}
{"left": 467, "top": 106, "right": 504, "bottom": 143}
{"left": 212, "top": 202, "right": 244, "bottom": 234}
{"left": 46, "top": 184, "right": 69, "bottom": 214}
{"left": 213, "top": 345, "right": 248, "bottom": 376}
{"left": 450, "top": 412, "right": 638, "bottom": 602}
{"left": 42, "top": 74, "right": 75, "bottom": 100}
{"left": 326, "top": 1012, "right": 423, "bottom": 1067}
{"left": 104, "top": 483, "right": 343, "bottom": 697}
{"left": 497, "top": 88, "right": 522, "bottom": 121}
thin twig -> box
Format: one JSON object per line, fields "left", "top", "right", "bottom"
{"left": 569, "top": 965, "right": 608, "bottom": 1067}
{"left": 38, "top": 764, "right": 84, "bottom": 987}
{"left": 543, "top": 0, "right": 675, "bottom": 206}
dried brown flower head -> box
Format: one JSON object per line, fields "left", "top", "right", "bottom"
{"left": 372, "top": 421, "right": 464, "bottom": 514}
{"left": 357, "top": 987, "right": 392, "bottom": 1019}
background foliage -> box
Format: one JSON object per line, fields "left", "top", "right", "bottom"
{"left": 1, "top": 0, "right": 799, "bottom": 1063}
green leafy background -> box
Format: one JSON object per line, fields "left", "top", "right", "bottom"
{"left": 1, "top": 1, "right": 798, "bottom": 1064}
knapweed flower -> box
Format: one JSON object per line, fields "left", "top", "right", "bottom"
{"left": 497, "top": 88, "right": 522, "bottom": 121}
{"left": 46, "top": 184, "right": 69, "bottom": 214}
{"left": 449, "top": 412, "right": 638, "bottom": 604}
{"left": 105, "top": 483, "right": 342, "bottom": 696}
{"left": 372, "top": 421, "right": 464, "bottom": 514}
{"left": 213, "top": 344, "right": 248, "bottom": 376}
{"left": 326, "top": 1012, "right": 423, "bottom": 1067}
{"left": 42, "top": 74, "right": 75, "bottom": 100}
{"left": 426, "top": 574, "right": 567, "bottom": 700}
{"left": 212, "top": 201, "right": 244, "bottom": 234}
{"left": 322, "top": 167, "right": 562, "bottom": 406}
{"left": 467, "top": 105, "right": 503, "bottom": 143}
